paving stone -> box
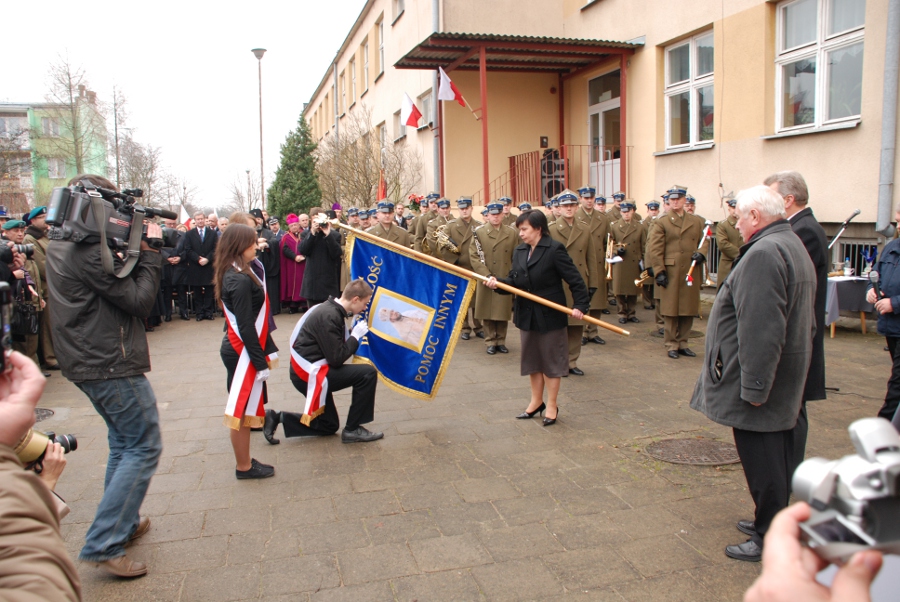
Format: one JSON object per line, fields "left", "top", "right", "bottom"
{"left": 605, "top": 507, "right": 692, "bottom": 540}
{"left": 133, "top": 511, "right": 205, "bottom": 545}
{"left": 392, "top": 568, "right": 485, "bottom": 601}
{"left": 292, "top": 475, "right": 354, "bottom": 500}
{"left": 616, "top": 534, "right": 713, "bottom": 577}
{"left": 363, "top": 510, "right": 441, "bottom": 545}
{"left": 297, "top": 519, "right": 371, "bottom": 555}
{"left": 332, "top": 489, "right": 401, "bottom": 520}
{"left": 271, "top": 497, "right": 337, "bottom": 527}
{"left": 337, "top": 542, "right": 420, "bottom": 585}
{"left": 613, "top": 570, "right": 719, "bottom": 602}
{"left": 543, "top": 546, "right": 641, "bottom": 590}
{"left": 227, "top": 529, "right": 301, "bottom": 564}
{"left": 395, "top": 481, "right": 463, "bottom": 511}
{"left": 309, "top": 580, "right": 396, "bottom": 602}
{"left": 350, "top": 468, "right": 411, "bottom": 492}
{"left": 204, "top": 506, "right": 271, "bottom": 537}
{"left": 259, "top": 554, "right": 342, "bottom": 596}
{"left": 182, "top": 563, "right": 260, "bottom": 602}
{"left": 409, "top": 532, "right": 493, "bottom": 571}
{"left": 453, "top": 476, "right": 521, "bottom": 503}
{"left": 546, "top": 514, "right": 627, "bottom": 551}
{"left": 471, "top": 558, "right": 565, "bottom": 601}
{"left": 476, "top": 523, "right": 565, "bottom": 561}
{"left": 152, "top": 534, "right": 229, "bottom": 573}
{"left": 431, "top": 502, "right": 505, "bottom": 536}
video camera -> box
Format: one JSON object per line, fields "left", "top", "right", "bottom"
{"left": 46, "top": 181, "right": 178, "bottom": 277}
{"left": 793, "top": 417, "right": 900, "bottom": 562}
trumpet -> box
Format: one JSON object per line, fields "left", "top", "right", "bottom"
{"left": 605, "top": 233, "right": 614, "bottom": 281}
{"left": 435, "top": 224, "right": 460, "bottom": 254}
{"left": 635, "top": 270, "right": 653, "bottom": 287}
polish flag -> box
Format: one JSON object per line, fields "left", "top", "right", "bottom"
{"left": 438, "top": 67, "right": 465, "bottom": 107}
{"left": 401, "top": 93, "right": 423, "bottom": 127}
{"left": 180, "top": 205, "right": 192, "bottom": 229}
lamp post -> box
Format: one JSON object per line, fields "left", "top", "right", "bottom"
{"left": 251, "top": 48, "right": 266, "bottom": 210}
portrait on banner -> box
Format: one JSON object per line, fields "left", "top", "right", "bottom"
{"left": 368, "top": 288, "right": 434, "bottom": 352}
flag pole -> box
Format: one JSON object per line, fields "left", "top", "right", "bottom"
{"left": 336, "top": 222, "right": 629, "bottom": 336}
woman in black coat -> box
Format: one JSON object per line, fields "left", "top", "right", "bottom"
{"left": 215, "top": 225, "right": 279, "bottom": 480}
{"left": 485, "top": 210, "right": 590, "bottom": 425}
{"left": 299, "top": 209, "right": 342, "bottom": 308}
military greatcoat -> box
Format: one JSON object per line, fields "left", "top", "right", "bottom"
{"left": 715, "top": 216, "right": 742, "bottom": 289}
{"left": 549, "top": 216, "right": 599, "bottom": 325}
{"left": 439, "top": 217, "right": 483, "bottom": 267}
{"left": 501, "top": 212, "right": 517, "bottom": 228}
{"left": 610, "top": 218, "right": 647, "bottom": 296}
{"left": 575, "top": 206, "right": 610, "bottom": 311}
{"left": 366, "top": 222, "right": 412, "bottom": 248}
{"left": 414, "top": 209, "right": 436, "bottom": 252}
{"left": 468, "top": 223, "right": 517, "bottom": 321}
{"left": 646, "top": 211, "right": 708, "bottom": 316}
{"left": 606, "top": 205, "right": 643, "bottom": 223}
{"left": 425, "top": 214, "right": 451, "bottom": 258}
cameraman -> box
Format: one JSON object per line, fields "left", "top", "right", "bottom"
{"left": 0, "top": 350, "right": 81, "bottom": 601}
{"left": 46, "top": 174, "right": 162, "bottom": 578}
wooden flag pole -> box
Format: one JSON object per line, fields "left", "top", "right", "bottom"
{"left": 335, "top": 222, "right": 630, "bottom": 337}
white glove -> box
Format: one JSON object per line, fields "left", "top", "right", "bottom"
{"left": 351, "top": 321, "right": 369, "bottom": 340}
{"left": 255, "top": 369, "right": 270, "bottom": 382}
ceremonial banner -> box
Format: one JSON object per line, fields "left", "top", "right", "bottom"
{"left": 348, "top": 233, "right": 474, "bottom": 399}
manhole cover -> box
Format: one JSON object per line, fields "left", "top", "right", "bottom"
{"left": 34, "top": 408, "right": 55, "bottom": 423}
{"left": 645, "top": 438, "right": 740, "bottom": 466}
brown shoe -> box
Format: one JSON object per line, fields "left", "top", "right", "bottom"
{"left": 127, "top": 517, "right": 151, "bottom": 545}
{"left": 97, "top": 555, "right": 148, "bottom": 578}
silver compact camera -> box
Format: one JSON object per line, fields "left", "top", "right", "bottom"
{"left": 792, "top": 417, "right": 900, "bottom": 562}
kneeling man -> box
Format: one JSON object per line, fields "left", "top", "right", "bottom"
{"left": 264, "top": 278, "right": 383, "bottom": 444}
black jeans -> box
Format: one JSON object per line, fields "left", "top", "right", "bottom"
{"left": 192, "top": 285, "right": 215, "bottom": 317}
{"left": 733, "top": 427, "right": 795, "bottom": 547}
{"left": 281, "top": 363, "right": 377, "bottom": 437}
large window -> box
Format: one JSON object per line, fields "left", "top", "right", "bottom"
{"left": 47, "top": 157, "right": 66, "bottom": 179}
{"left": 776, "top": 0, "right": 865, "bottom": 131}
{"left": 363, "top": 42, "right": 370, "bottom": 91}
{"left": 393, "top": 110, "right": 405, "bottom": 140}
{"left": 340, "top": 71, "right": 346, "bottom": 114}
{"left": 419, "top": 91, "right": 432, "bottom": 128}
{"left": 41, "top": 117, "right": 59, "bottom": 137}
{"left": 378, "top": 21, "right": 385, "bottom": 76}
{"left": 349, "top": 58, "right": 357, "bottom": 104}
{"left": 664, "top": 31, "right": 714, "bottom": 149}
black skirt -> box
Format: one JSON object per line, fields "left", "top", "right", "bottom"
{"left": 519, "top": 327, "right": 568, "bottom": 377}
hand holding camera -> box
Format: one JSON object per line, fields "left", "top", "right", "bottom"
{"left": 140, "top": 223, "right": 162, "bottom": 253}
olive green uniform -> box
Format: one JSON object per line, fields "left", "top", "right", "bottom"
{"left": 610, "top": 218, "right": 647, "bottom": 320}
{"left": 414, "top": 209, "right": 436, "bottom": 252}
{"left": 424, "top": 214, "right": 451, "bottom": 259}
{"left": 575, "top": 205, "right": 610, "bottom": 339}
{"left": 441, "top": 217, "right": 484, "bottom": 336}
{"left": 23, "top": 229, "right": 54, "bottom": 366}
{"left": 366, "top": 222, "right": 413, "bottom": 248}
{"left": 469, "top": 223, "right": 517, "bottom": 347}
{"left": 715, "top": 216, "right": 742, "bottom": 290}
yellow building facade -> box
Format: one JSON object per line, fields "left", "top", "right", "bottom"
{"left": 304, "top": 0, "right": 897, "bottom": 267}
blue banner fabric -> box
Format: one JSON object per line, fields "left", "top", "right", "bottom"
{"left": 348, "top": 233, "right": 474, "bottom": 400}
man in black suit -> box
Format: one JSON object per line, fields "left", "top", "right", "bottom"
{"left": 393, "top": 202, "right": 408, "bottom": 230}
{"left": 764, "top": 171, "right": 827, "bottom": 494}
{"left": 181, "top": 211, "right": 218, "bottom": 320}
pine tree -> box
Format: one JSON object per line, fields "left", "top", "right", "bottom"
{"left": 267, "top": 114, "right": 321, "bottom": 218}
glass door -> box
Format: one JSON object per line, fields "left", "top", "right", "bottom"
{"left": 587, "top": 70, "right": 621, "bottom": 197}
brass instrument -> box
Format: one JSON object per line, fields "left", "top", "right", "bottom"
{"left": 605, "top": 233, "right": 614, "bottom": 281}
{"left": 435, "top": 224, "right": 460, "bottom": 254}
{"left": 634, "top": 269, "right": 653, "bottom": 287}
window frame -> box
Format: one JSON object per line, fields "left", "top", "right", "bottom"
{"left": 418, "top": 90, "right": 433, "bottom": 129}
{"left": 393, "top": 110, "right": 406, "bottom": 141}
{"left": 48, "top": 157, "right": 66, "bottom": 179}
{"left": 775, "top": 0, "right": 865, "bottom": 133}
{"left": 663, "top": 30, "right": 715, "bottom": 150}
{"left": 349, "top": 57, "right": 357, "bottom": 105}
{"left": 378, "top": 21, "right": 385, "bottom": 76}
{"left": 363, "top": 42, "right": 370, "bottom": 92}
{"left": 41, "top": 117, "right": 60, "bottom": 137}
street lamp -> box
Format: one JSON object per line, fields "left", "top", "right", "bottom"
{"left": 251, "top": 48, "right": 266, "bottom": 210}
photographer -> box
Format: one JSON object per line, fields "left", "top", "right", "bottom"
{"left": 46, "top": 174, "right": 162, "bottom": 578}
{"left": 3, "top": 219, "right": 44, "bottom": 373}
{"left": 299, "top": 207, "right": 342, "bottom": 309}
{"left": 0, "top": 350, "right": 81, "bottom": 601}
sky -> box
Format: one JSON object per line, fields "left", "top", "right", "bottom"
{"left": 1, "top": 0, "right": 367, "bottom": 209}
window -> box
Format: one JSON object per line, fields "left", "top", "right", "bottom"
{"left": 776, "top": 0, "right": 865, "bottom": 131}
{"left": 378, "top": 20, "right": 385, "bottom": 75}
{"left": 350, "top": 58, "right": 357, "bottom": 104}
{"left": 392, "top": 0, "right": 404, "bottom": 22}
{"left": 340, "top": 71, "right": 346, "bottom": 114}
{"left": 664, "top": 31, "right": 714, "bottom": 149}
{"left": 363, "top": 42, "right": 370, "bottom": 91}
{"left": 419, "top": 91, "right": 433, "bottom": 128}
{"left": 47, "top": 158, "right": 66, "bottom": 179}
{"left": 393, "top": 110, "right": 405, "bottom": 140}
{"left": 377, "top": 122, "right": 387, "bottom": 149}
{"left": 41, "top": 117, "right": 59, "bottom": 137}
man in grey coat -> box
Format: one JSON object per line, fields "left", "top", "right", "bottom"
{"left": 690, "top": 185, "right": 815, "bottom": 563}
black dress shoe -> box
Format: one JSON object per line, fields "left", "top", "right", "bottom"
{"left": 581, "top": 337, "right": 588, "bottom": 346}
{"left": 657, "top": 327, "right": 665, "bottom": 336}
{"left": 341, "top": 426, "right": 384, "bottom": 443}
{"left": 678, "top": 348, "right": 696, "bottom": 357}
{"left": 196, "top": 315, "right": 203, "bottom": 321}
{"left": 725, "top": 539, "right": 762, "bottom": 562}
{"left": 180, "top": 313, "right": 190, "bottom": 321}
{"left": 45, "top": 364, "right": 60, "bottom": 370}
{"left": 590, "top": 336, "right": 605, "bottom": 345}
{"left": 644, "top": 305, "right": 655, "bottom": 310}
{"left": 601, "top": 309, "right": 611, "bottom": 315}
{"left": 164, "top": 315, "right": 172, "bottom": 322}
{"left": 476, "top": 331, "right": 486, "bottom": 339}
{"left": 263, "top": 410, "right": 281, "bottom": 445}
{"left": 618, "top": 318, "right": 627, "bottom": 324}
{"left": 668, "top": 350, "right": 679, "bottom": 359}
{"left": 288, "top": 307, "right": 297, "bottom": 315}
{"left": 236, "top": 458, "right": 274, "bottom": 480}
{"left": 543, "top": 409, "right": 559, "bottom": 426}
{"left": 568, "top": 367, "right": 584, "bottom": 376}
{"left": 737, "top": 519, "right": 756, "bottom": 536}
{"left": 496, "top": 345, "right": 509, "bottom": 353}
{"left": 516, "top": 402, "right": 545, "bottom": 419}
{"left": 486, "top": 346, "right": 497, "bottom": 355}
{"left": 206, "top": 314, "right": 215, "bottom": 320}
{"left": 42, "top": 371, "right": 51, "bottom": 377}
{"left": 609, "top": 298, "right": 617, "bottom": 306}
{"left": 629, "top": 316, "right": 640, "bottom": 323}
{"left": 461, "top": 332, "right": 470, "bottom": 340}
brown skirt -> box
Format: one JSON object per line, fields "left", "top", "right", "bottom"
{"left": 519, "top": 328, "right": 568, "bottom": 378}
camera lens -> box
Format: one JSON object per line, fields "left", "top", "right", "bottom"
{"left": 52, "top": 433, "right": 77, "bottom": 454}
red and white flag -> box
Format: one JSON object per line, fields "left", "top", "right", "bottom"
{"left": 401, "top": 93, "right": 422, "bottom": 127}
{"left": 180, "top": 205, "right": 192, "bottom": 229}
{"left": 438, "top": 67, "right": 466, "bottom": 107}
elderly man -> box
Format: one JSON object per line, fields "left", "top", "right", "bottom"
{"left": 690, "top": 185, "right": 815, "bottom": 563}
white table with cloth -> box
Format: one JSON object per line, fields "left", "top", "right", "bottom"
{"left": 825, "top": 276, "right": 875, "bottom": 337}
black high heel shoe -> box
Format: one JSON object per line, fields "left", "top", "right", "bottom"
{"left": 516, "top": 402, "right": 546, "bottom": 419}
{"left": 543, "top": 408, "right": 559, "bottom": 426}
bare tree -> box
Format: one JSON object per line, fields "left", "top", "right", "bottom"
{"left": 224, "top": 170, "right": 263, "bottom": 215}
{"left": 315, "top": 104, "right": 423, "bottom": 209}
{"left": 34, "top": 55, "right": 108, "bottom": 176}
{"left": 160, "top": 174, "right": 199, "bottom": 217}
{"left": 0, "top": 118, "right": 34, "bottom": 213}
{"left": 117, "top": 135, "right": 162, "bottom": 207}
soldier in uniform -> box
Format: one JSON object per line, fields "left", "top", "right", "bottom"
{"left": 358, "top": 209, "right": 373, "bottom": 230}
{"left": 346, "top": 207, "right": 361, "bottom": 229}
{"left": 715, "top": 195, "right": 742, "bottom": 291}
{"left": 609, "top": 201, "right": 646, "bottom": 324}
{"left": 547, "top": 196, "right": 561, "bottom": 224}
{"left": 646, "top": 185, "right": 709, "bottom": 359}
{"left": 640, "top": 201, "right": 661, "bottom": 309}
{"left": 435, "top": 197, "right": 486, "bottom": 340}
{"left": 414, "top": 192, "right": 441, "bottom": 251}
{"left": 499, "top": 196, "right": 517, "bottom": 227}
{"left": 367, "top": 201, "right": 413, "bottom": 247}
{"left": 424, "top": 198, "right": 453, "bottom": 258}
{"left": 517, "top": 203, "right": 532, "bottom": 212}
{"left": 469, "top": 202, "right": 517, "bottom": 355}
{"left": 648, "top": 195, "right": 669, "bottom": 333}
{"left": 685, "top": 194, "right": 697, "bottom": 215}
{"left": 549, "top": 191, "right": 598, "bottom": 376}
{"left": 575, "top": 186, "right": 611, "bottom": 344}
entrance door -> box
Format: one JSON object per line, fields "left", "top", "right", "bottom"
{"left": 587, "top": 70, "right": 621, "bottom": 198}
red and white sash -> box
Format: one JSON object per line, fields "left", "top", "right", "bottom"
{"left": 223, "top": 264, "right": 278, "bottom": 429}
{"left": 288, "top": 302, "right": 349, "bottom": 426}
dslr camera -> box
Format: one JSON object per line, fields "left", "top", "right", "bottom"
{"left": 793, "top": 417, "right": 900, "bottom": 561}
{"left": 14, "top": 428, "right": 77, "bottom": 473}
{"left": 0, "top": 244, "right": 34, "bottom": 265}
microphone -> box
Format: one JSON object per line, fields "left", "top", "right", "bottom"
{"left": 841, "top": 209, "right": 861, "bottom": 226}
{"left": 870, "top": 270, "right": 883, "bottom": 300}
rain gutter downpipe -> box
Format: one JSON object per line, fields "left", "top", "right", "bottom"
{"left": 432, "top": 0, "right": 441, "bottom": 193}
{"left": 876, "top": 0, "right": 900, "bottom": 237}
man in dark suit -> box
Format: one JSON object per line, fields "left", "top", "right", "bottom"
{"left": 393, "top": 202, "right": 408, "bottom": 230}
{"left": 764, "top": 171, "right": 827, "bottom": 480}
{"left": 181, "top": 211, "right": 218, "bottom": 320}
